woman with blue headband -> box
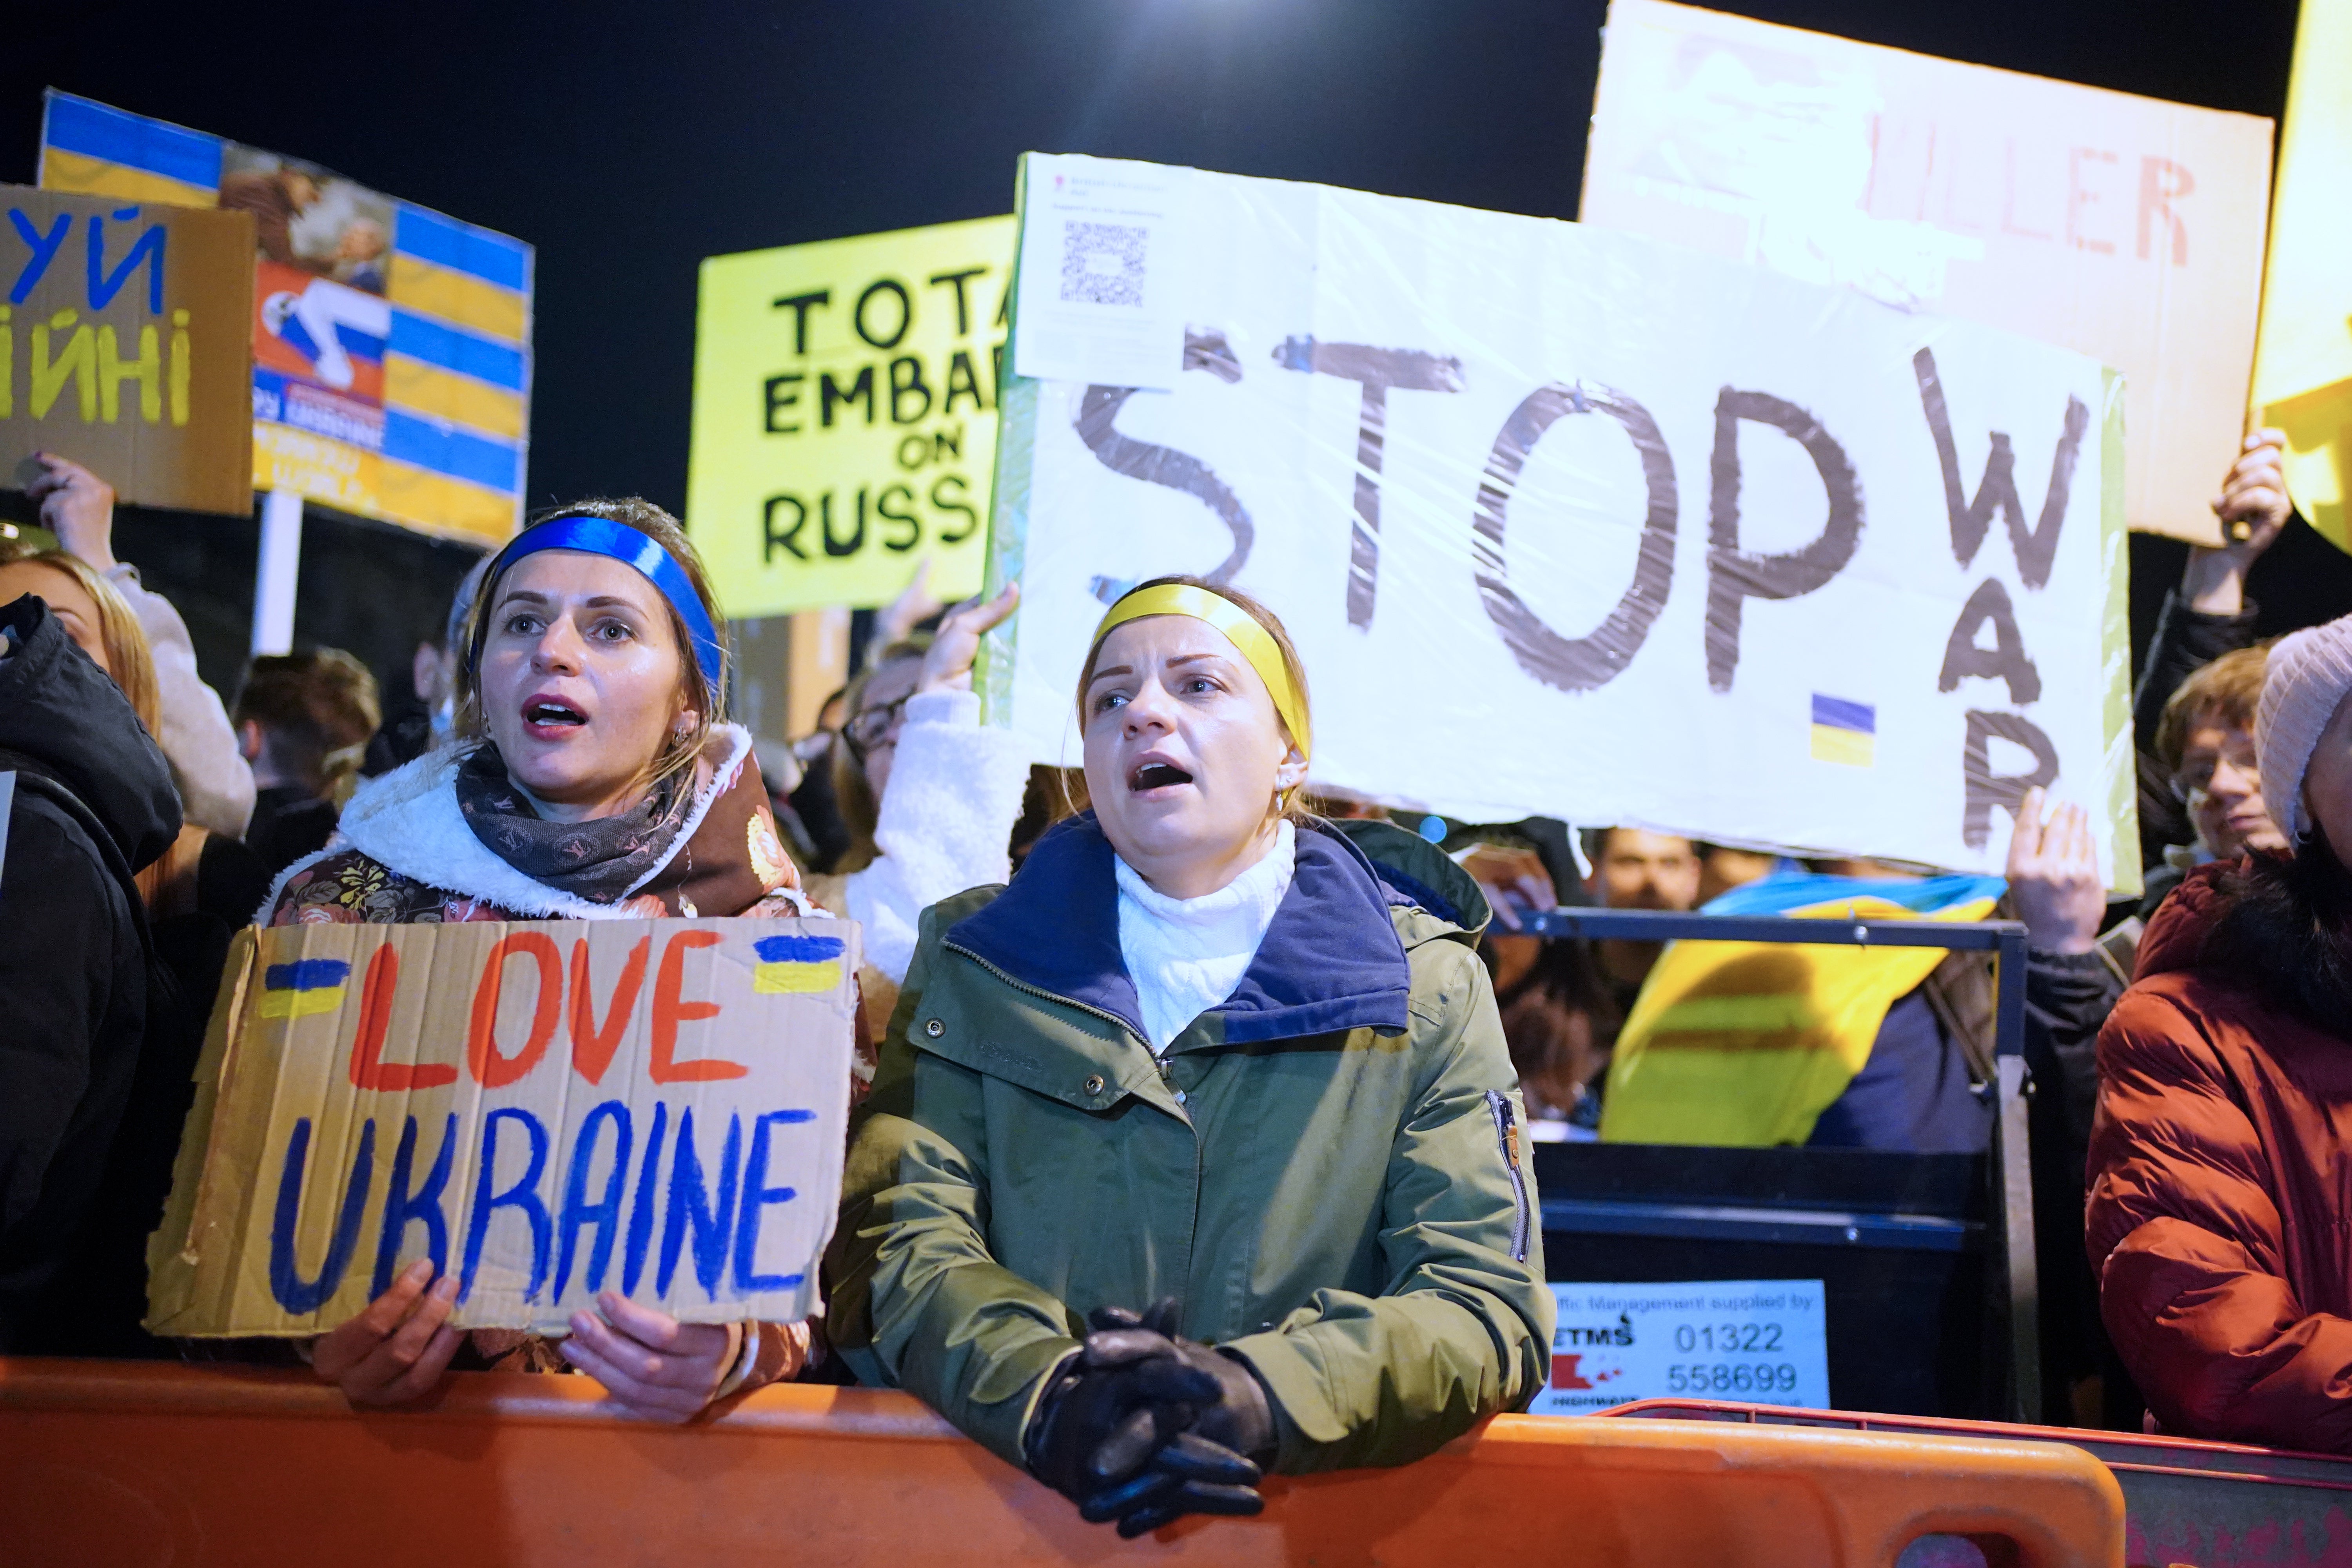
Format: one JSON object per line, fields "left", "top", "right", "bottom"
{"left": 828, "top": 575, "right": 1552, "bottom": 1538}
{"left": 262, "top": 498, "right": 824, "bottom": 1419}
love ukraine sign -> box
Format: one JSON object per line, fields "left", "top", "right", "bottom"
{"left": 147, "top": 918, "right": 860, "bottom": 1337}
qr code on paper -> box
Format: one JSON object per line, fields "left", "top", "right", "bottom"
{"left": 1059, "top": 221, "right": 1147, "bottom": 307}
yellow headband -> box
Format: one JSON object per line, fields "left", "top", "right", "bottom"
{"left": 1086, "top": 584, "right": 1311, "bottom": 762}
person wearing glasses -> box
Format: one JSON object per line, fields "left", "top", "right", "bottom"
{"left": 807, "top": 584, "right": 1030, "bottom": 1041}
{"left": 2142, "top": 645, "right": 2285, "bottom": 918}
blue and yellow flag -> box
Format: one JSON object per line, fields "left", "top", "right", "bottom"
{"left": 257, "top": 958, "right": 352, "bottom": 1019}
{"left": 1808, "top": 695, "right": 1875, "bottom": 768}
{"left": 753, "top": 934, "right": 848, "bottom": 995}
{"left": 1600, "top": 872, "right": 2003, "bottom": 1147}
{"left": 38, "top": 90, "right": 534, "bottom": 547}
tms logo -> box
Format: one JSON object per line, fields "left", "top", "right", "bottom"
{"left": 1557, "top": 1312, "right": 1635, "bottom": 1348}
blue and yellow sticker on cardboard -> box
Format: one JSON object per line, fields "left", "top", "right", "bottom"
{"left": 258, "top": 958, "right": 352, "bottom": 1018}
{"left": 753, "top": 934, "right": 847, "bottom": 995}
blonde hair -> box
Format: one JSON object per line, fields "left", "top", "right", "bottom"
{"left": 0, "top": 542, "right": 199, "bottom": 909}
{"left": 453, "top": 498, "right": 728, "bottom": 800}
{"left": 0, "top": 544, "right": 160, "bottom": 732}
{"left": 1075, "top": 575, "right": 1314, "bottom": 818}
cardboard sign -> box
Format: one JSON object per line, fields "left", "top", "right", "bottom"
{"left": 1530, "top": 1281, "right": 1831, "bottom": 1414}
{"left": 987, "top": 155, "right": 2138, "bottom": 893}
{"left": 147, "top": 918, "right": 860, "bottom": 1337}
{"left": 2251, "top": 0, "right": 2352, "bottom": 554}
{"left": 0, "top": 185, "right": 254, "bottom": 516}
{"left": 1578, "top": 0, "right": 2273, "bottom": 546}
{"left": 41, "top": 92, "right": 534, "bottom": 546}
{"left": 687, "top": 216, "right": 1012, "bottom": 617}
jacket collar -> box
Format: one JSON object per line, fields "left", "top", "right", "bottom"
{"left": 943, "top": 813, "right": 1412, "bottom": 1047}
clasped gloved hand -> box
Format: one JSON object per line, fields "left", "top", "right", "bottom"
{"left": 1023, "top": 1299, "right": 1276, "bottom": 1538}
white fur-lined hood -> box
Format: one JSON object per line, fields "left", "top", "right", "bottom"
{"left": 257, "top": 724, "right": 755, "bottom": 923}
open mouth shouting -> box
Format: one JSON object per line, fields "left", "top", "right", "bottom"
{"left": 521, "top": 692, "right": 590, "bottom": 739}
{"left": 1128, "top": 753, "right": 1195, "bottom": 795}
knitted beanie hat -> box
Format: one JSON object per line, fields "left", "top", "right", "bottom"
{"left": 2256, "top": 614, "right": 2352, "bottom": 846}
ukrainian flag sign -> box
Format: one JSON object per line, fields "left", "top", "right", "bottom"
{"left": 39, "top": 91, "right": 533, "bottom": 546}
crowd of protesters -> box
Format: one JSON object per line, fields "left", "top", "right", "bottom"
{"left": 0, "top": 418, "right": 2348, "bottom": 1530}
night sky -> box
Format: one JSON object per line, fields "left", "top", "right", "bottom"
{"left": 3, "top": 0, "right": 2304, "bottom": 518}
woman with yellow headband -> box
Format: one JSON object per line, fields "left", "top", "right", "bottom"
{"left": 829, "top": 576, "right": 1551, "bottom": 1538}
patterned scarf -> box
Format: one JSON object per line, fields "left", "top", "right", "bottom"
{"left": 454, "top": 745, "right": 689, "bottom": 904}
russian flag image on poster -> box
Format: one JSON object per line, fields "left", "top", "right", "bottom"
{"left": 753, "top": 934, "right": 848, "bottom": 995}
{"left": 256, "top": 265, "right": 389, "bottom": 402}
{"left": 1810, "top": 695, "right": 1875, "bottom": 768}
{"left": 257, "top": 958, "right": 351, "bottom": 1019}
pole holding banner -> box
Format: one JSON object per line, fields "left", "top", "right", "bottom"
{"left": 251, "top": 488, "right": 303, "bottom": 656}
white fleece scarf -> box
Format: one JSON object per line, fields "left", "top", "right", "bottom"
{"left": 256, "top": 725, "right": 764, "bottom": 924}
{"left": 1115, "top": 821, "right": 1296, "bottom": 1054}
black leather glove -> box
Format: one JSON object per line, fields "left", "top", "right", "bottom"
{"left": 1063, "top": 1301, "right": 1278, "bottom": 1537}
{"left": 1079, "top": 1431, "right": 1266, "bottom": 1538}
{"left": 1023, "top": 1299, "right": 1196, "bottom": 1501}
{"left": 1083, "top": 1301, "right": 1276, "bottom": 1463}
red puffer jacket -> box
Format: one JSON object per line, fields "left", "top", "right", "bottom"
{"left": 2086, "top": 862, "right": 2352, "bottom": 1454}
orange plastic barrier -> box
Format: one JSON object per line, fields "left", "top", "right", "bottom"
{"left": 1603, "top": 1399, "right": 2352, "bottom": 1568}
{"left": 0, "top": 1359, "right": 2124, "bottom": 1566}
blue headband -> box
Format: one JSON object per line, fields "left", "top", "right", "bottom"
{"left": 471, "top": 516, "right": 725, "bottom": 695}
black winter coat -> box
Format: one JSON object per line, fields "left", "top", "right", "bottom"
{"left": 0, "top": 595, "right": 179, "bottom": 1350}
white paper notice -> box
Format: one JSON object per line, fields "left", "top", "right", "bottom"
{"left": 1012, "top": 154, "right": 1189, "bottom": 390}
{"left": 1529, "top": 1280, "right": 1831, "bottom": 1415}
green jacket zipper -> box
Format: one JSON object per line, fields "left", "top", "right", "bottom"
{"left": 938, "top": 941, "right": 1187, "bottom": 1116}
{"left": 942, "top": 940, "right": 1145, "bottom": 1043}
{"left": 1485, "top": 1089, "right": 1531, "bottom": 1263}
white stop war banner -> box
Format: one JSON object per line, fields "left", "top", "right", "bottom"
{"left": 983, "top": 154, "right": 2136, "bottom": 891}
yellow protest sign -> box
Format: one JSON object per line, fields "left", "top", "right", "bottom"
{"left": 147, "top": 918, "right": 858, "bottom": 1337}
{"left": 2252, "top": 0, "right": 2352, "bottom": 553}
{"left": 686, "top": 216, "right": 1012, "bottom": 617}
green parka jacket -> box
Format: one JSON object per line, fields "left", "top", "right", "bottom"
{"left": 824, "top": 813, "right": 1552, "bottom": 1474}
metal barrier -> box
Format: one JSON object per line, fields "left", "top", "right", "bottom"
{"left": 0, "top": 1359, "right": 2124, "bottom": 1566}
{"left": 1521, "top": 906, "right": 2042, "bottom": 1421}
